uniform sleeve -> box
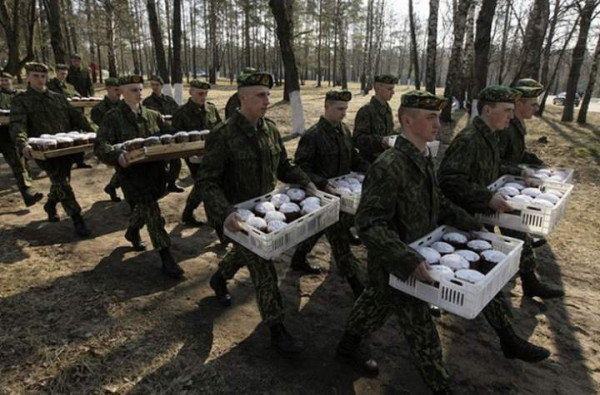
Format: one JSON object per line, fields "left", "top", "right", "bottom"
{"left": 94, "top": 114, "right": 122, "bottom": 167}
{"left": 214, "top": 107, "right": 222, "bottom": 124}
{"left": 90, "top": 105, "right": 103, "bottom": 126}
{"left": 9, "top": 95, "right": 29, "bottom": 152}
{"left": 522, "top": 151, "right": 544, "bottom": 166}
{"left": 275, "top": 131, "right": 311, "bottom": 186}
{"left": 438, "top": 137, "right": 495, "bottom": 214}
{"left": 498, "top": 130, "right": 523, "bottom": 176}
{"left": 294, "top": 132, "right": 328, "bottom": 189}
{"left": 352, "top": 106, "right": 383, "bottom": 160}
{"left": 351, "top": 146, "right": 370, "bottom": 173}
{"left": 171, "top": 108, "right": 185, "bottom": 131}
{"left": 355, "top": 158, "right": 424, "bottom": 281}
{"left": 67, "top": 100, "right": 94, "bottom": 132}
{"left": 438, "top": 193, "right": 483, "bottom": 231}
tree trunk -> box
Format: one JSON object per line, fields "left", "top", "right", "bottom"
{"left": 42, "top": 0, "right": 67, "bottom": 63}
{"left": 470, "top": 0, "right": 497, "bottom": 112}
{"left": 172, "top": 0, "right": 183, "bottom": 101}
{"left": 208, "top": 0, "right": 218, "bottom": 84}
{"left": 0, "top": 0, "right": 34, "bottom": 77}
{"left": 243, "top": 0, "right": 251, "bottom": 66}
{"left": 540, "top": 0, "right": 560, "bottom": 89}
{"left": 497, "top": 0, "right": 511, "bottom": 84}
{"left": 269, "top": 0, "right": 300, "bottom": 101}
{"left": 338, "top": 0, "right": 348, "bottom": 89}
{"left": 105, "top": 0, "right": 118, "bottom": 77}
{"left": 408, "top": 0, "right": 420, "bottom": 89}
{"left": 147, "top": 0, "right": 170, "bottom": 83}
{"left": 562, "top": 0, "right": 597, "bottom": 122}
{"left": 316, "top": 0, "right": 322, "bottom": 87}
{"left": 425, "top": 0, "right": 439, "bottom": 94}
{"left": 192, "top": 0, "right": 197, "bottom": 79}
{"left": 515, "top": 0, "right": 550, "bottom": 81}
{"left": 460, "top": 0, "right": 475, "bottom": 103}
{"left": 577, "top": 33, "right": 600, "bottom": 123}
{"left": 164, "top": 0, "right": 173, "bottom": 76}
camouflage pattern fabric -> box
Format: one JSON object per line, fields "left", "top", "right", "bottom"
{"left": 500, "top": 228, "right": 537, "bottom": 275}
{"left": 142, "top": 93, "right": 180, "bottom": 116}
{"left": 47, "top": 78, "right": 78, "bottom": 99}
{"left": 36, "top": 156, "right": 81, "bottom": 216}
{"left": 374, "top": 74, "right": 399, "bottom": 84}
{"left": 237, "top": 72, "right": 273, "bottom": 88}
{"left": 107, "top": 172, "right": 120, "bottom": 189}
{"left": 66, "top": 65, "right": 94, "bottom": 97}
{"left": 477, "top": 85, "right": 521, "bottom": 103}
{"left": 0, "top": 88, "right": 32, "bottom": 191}
{"left": 0, "top": 87, "right": 17, "bottom": 109}
{"left": 512, "top": 78, "right": 544, "bottom": 98}
{"left": 499, "top": 118, "right": 543, "bottom": 171}
{"left": 401, "top": 90, "right": 447, "bottom": 111}
{"left": 129, "top": 201, "right": 171, "bottom": 250}
{"left": 352, "top": 96, "right": 394, "bottom": 163}
{"left": 91, "top": 96, "right": 121, "bottom": 126}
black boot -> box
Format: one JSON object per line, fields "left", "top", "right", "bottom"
{"left": 521, "top": 271, "right": 564, "bottom": 299}
{"left": 290, "top": 251, "right": 322, "bottom": 275}
{"left": 336, "top": 331, "right": 379, "bottom": 376}
{"left": 21, "top": 188, "right": 43, "bottom": 207}
{"left": 104, "top": 185, "right": 121, "bottom": 202}
{"left": 495, "top": 325, "right": 550, "bottom": 362}
{"left": 159, "top": 248, "right": 184, "bottom": 279}
{"left": 76, "top": 161, "right": 92, "bottom": 169}
{"left": 44, "top": 201, "right": 60, "bottom": 222}
{"left": 270, "top": 323, "right": 304, "bottom": 355}
{"left": 347, "top": 275, "right": 365, "bottom": 299}
{"left": 125, "top": 227, "right": 146, "bottom": 251}
{"left": 210, "top": 269, "right": 232, "bottom": 307}
{"left": 72, "top": 214, "right": 91, "bottom": 238}
{"left": 531, "top": 237, "right": 547, "bottom": 248}
{"left": 181, "top": 206, "right": 205, "bottom": 227}
{"left": 348, "top": 228, "right": 361, "bottom": 246}
{"left": 167, "top": 181, "right": 184, "bottom": 193}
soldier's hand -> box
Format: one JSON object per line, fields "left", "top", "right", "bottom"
{"left": 224, "top": 212, "right": 243, "bottom": 233}
{"left": 305, "top": 182, "right": 318, "bottom": 196}
{"left": 381, "top": 137, "right": 389, "bottom": 148}
{"left": 118, "top": 152, "right": 130, "bottom": 168}
{"left": 22, "top": 145, "right": 33, "bottom": 159}
{"left": 521, "top": 168, "right": 535, "bottom": 184}
{"left": 324, "top": 183, "right": 337, "bottom": 195}
{"left": 488, "top": 192, "right": 513, "bottom": 213}
{"left": 413, "top": 261, "right": 434, "bottom": 283}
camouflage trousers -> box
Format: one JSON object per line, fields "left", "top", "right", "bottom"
{"left": 129, "top": 201, "right": 171, "bottom": 250}
{"left": 184, "top": 157, "right": 200, "bottom": 179}
{"left": 292, "top": 212, "right": 359, "bottom": 278}
{"left": 481, "top": 291, "right": 513, "bottom": 330}
{"left": 107, "top": 171, "right": 120, "bottom": 189}
{"left": 345, "top": 286, "right": 450, "bottom": 392}
{"left": 183, "top": 183, "right": 203, "bottom": 213}
{"left": 0, "top": 131, "right": 32, "bottom": 191}
{"left": 167, "top": 159, "right": 181, "bottom": 184}
{"left": 499, "top": 228, "right": 536, "bottom": 274}
{"left": 36, "top": 157, "right": 81, "bottom": 217}
{"left": 219, "top": 244, "right": 284, "bottom": 325}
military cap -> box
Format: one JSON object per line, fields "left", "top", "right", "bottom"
{"left": 512, "top": 78, "right": 544, "bottom": 98}
{"left": 374, "top": 74, "right": 399, "bottom": 84}
{"left": 104, "top": 77, "right": 120, "bottom": 87}
{"left": 325, "top": 89, "right": 352, "bottom": 102}
{"left": 118, "top": 75, "right": 144, "bottom": 86}
{"left": 242, "top": 67, "right": 257, "bottom": 74}
{"left": 24, "top": 62, "right": 49, "bottom": 73}
{"left": 190, "top": 80, "right": 211, "bottom": 90}
{"left": 55, "top": 64, "right": 69, "bottom": 71}
{"left": 237, "top": 72, "right": 273, "bottom": 89}
{"left": 148, "top": 75, "right": 164, "bottom": 84}
{"left": 70, "top": 53, "right": 82, "bottom": 59}
{"left": 401, "top": 90, "right": 447, "bottom": 111}
{"left": 0, "top": 71, "right": 13, "bottom": 79}
{"left": 478, "top": 85, "right": 521, "bottom": 103}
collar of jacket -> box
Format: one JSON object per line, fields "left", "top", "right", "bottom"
{"left": 104, "top": 95, "right": 120, "bottom": 105}
{"left": 119, "top": 100, "right": 147, "bottom": 121}
{"left": 187, "top": 98, "right": 205, "bottom": 113}
{"left": 318, "top": 116, "right": 343, "bottom": 135}
{"left": 27, "top": 85, "right": 50, "bottom": 98}
{"left": 510, "top": 117, "right": 526, "bottom": 136}
{"left": 370, "top": 96, "right": 391, "bottom": 115}
{"left": 233, "top": 110, "right": 265, "bottom": 137}
{"left": 394, "top": 135, "right": 429, "bottom": 176}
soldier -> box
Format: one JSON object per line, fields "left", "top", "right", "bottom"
{"left": 94, "top": 75, "right": 184, "bottom": 279}
{"left": 91, "top": 77, "right": 123, "bottom": 202}
{"left": 497, "top": 78, "right": 563, "bottom": 298}
{"left": 172, "top": 80, "right": 222, "bottom": 226}
{"left": 11, "top": 62, "right": 94, "bottom": 237}
{"left": 66, "top": 53, "right": 94, "bottom": 97}
{"left": 198, "top": 71, "right": 317, "bottom": 354}
{"left": 0, "top": 71, "right": 43, "bottom": 206}
{"left": 224, "top": 67, "right": 256, "bottom": 119}
{"left": 291, "top": 89, "right": 369, "bottom": 297}
{"left": 352, "top": 74, "right": 397, "bottom": 164}
{"left": 143, "top": 75, "right": 183, "bottom": 193}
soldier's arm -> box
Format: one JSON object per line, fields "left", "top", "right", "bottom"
{"left": 86, "top": 72, "right": 94, "bottom": 96}
{"left": 275, "top": 130, "right": 311, "bottom": 187}
{"left": 352, "top": 107, "right": 383, "bottom": 159}
{"left": 171, "top": 108, "right": 185, "bottom": 131}
{"left": 498, "top": 130, "right": 523, "bottom": 176}
{"left": 522, "top": 150, "right": 544, "bottom": 166}
{"left": 214, "top": 106, "right": 222, "bottom": 124}
{"left": 94, "top": 114, "right": 122, "bottom": 166}
{"left": 355, "top": 158, "right": 424, "bottom": 281}
{"left": 350, "top": 145, "right": 370, "bottom": 173}
{"left": 90, "top": 106, "right": 103, "bottom": 127}
{"left": 438, "top": 191, "right": 483, "bottom": 231}
{"left": 67, "top": 99, "right": 94, "bottom": 132}
{"left": 9, "top": 95, "right": 29, "bottom": 152}
{"left": 294, "top": 132, "right": 328, "bottom": 189}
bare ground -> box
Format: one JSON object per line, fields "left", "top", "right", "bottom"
{"left": 0, "top": 81, "right": 599, "bottom": 394}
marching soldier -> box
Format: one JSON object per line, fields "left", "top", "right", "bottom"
{"left": 291, "top": 89, "right": 369, "bottom": 297}
{"left": 198, "top": 71, "right": 317, "bottom": 354}
{"left": 224, "top": 67, "right": 256, "bottom": 119}
{"left": 172, "top": 80, "right": 222, "bottom": 226}
{"left": 66, "top": 53, "right": 94, "bottom": 97}
{"left": 352, "top": 74, "right": 397, "bottom": 164}
{"left": 11, "top": 62, "right": 94, "bottom": 237}
{"left": 0, "top": 71, "right": 42, "bottom": 206}
{"left": 90, "top": 77, "right": 123, "bottom": 202}
{"left": 143, "top": 75, "right": 183, "bottom": 193}
{"left": 94, "top": 75, "right": 184, "bottom": 279}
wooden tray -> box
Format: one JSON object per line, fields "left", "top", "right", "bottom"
{"left": 30, "top": 144, "right": 93, "bottom": 160}
{"left": 125, "top": 141, "right": 206, "bottom": 164}
{"left": 69, "top": 100, "right": 101, "bottom": 108}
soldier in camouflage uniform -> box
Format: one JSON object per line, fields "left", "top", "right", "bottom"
{"left": 11, "top": 62, "right": 93, "bottom": 237}
{"left": 91, "top": 77, "right": 123, "bottom": 202}
{"left": 173, "top": 80, "right": 222, "bottom": 226}
{"left": 66, "top": 53, "right": 94, "bottom": 97}
{"left": 198, "top": 72, "right": 317, "bottom": 354}
{"left": 143, "top": 75, "right": 184, "bottom": 193}
{"left": 95, "top": 75, "right": 184, "bottom": 279}
{"left": 438, "top": 85, "right": 551, "bottom": 362}
{"left": 291, "top": 89, "right": 369, "bottom": 297}
{"left": 0, "top": 71, "right": 42, "bottom": 206}
{"left": 336, "top": 91, "right": 484, "bottom": 394}
{"left": 497, "top": 78, "right": 563, "bottom": 299}
{"left": 224, "top": 67, "right": 256, "bottom": 119}
{"left": 352, "top": 74, "right": 397, "bottom": 164}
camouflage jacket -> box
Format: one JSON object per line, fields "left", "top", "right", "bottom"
{"left": 94, "top": 101, "right": 174, "bottom": 203}
{"left": 356, "top": 136, "right": 481, "bottom": 289}
{"left": 295, "top": 116, "right": 369, "bottom": 189}
{"left": 10, "top": 87, "right": 93, "bottom": 151}
{"left": 499, "top": 118, "right": 543, "bottom": 171}
{"left": 198, "top": 110, "right": 311, "bottom": 228}
{"left": 0, "top": 87, "right": 17, "bottom": 110}
{"left": 66, "top": 66, "right": 94, "bottom": 97}
{"left": 47, "top": 78, "right": 78, "bottom": 99}
{"left": 438, "top": 116, "right": 501, "bottom": 215}
{"left": 90, "top": 95, "right": 121, "bottom": 126}
{"left": 352, "top": 96, "right": 395, "bottom": 163}
{"left": 142, "top": 93, "right": 179, "bottom": 116}
{"left": 225, "top": 92, "right": 240, "bottom": 120}
{"left": 172, "top": 99, "right": 222, "bottom": 131}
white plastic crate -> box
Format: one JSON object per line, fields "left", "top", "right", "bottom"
{"left": 383, "top": 134, "right": 440, "bottom": 157}
{"left": 521, "top": 165, "right": 574, "bottom": 184}
{"left": 328, "top": 172, "right": 363, "bottom": 214}
{"left": 476, "top": 175, "right": 574, "bottom": 237}
{"left": 389, "top": 226, "right": 523, "bottom": 319}
{"left": 224, "top": 186, "right": 340, "bottom": 260}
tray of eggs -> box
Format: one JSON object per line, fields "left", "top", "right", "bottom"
{"left": 328, "top": 173, "right": 364, "bottom": 214}
{"left": 28, "top": 131, "right": 96, "bottom": 159}
{"left": 120, "top": 130, "right": 209, "bottom": 164}
{"left": 225, "top": 186, "right": 340, "bottom": 260}
{"left": 521, "top": 166, "right": 574, "bottom": 184}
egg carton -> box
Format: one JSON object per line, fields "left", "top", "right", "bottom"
{"left": 477, "top": 175, "right": 574, "bottom": 237}
{"left": 389, "top": 226, "right": 523, "bottom": 319}
{"left": 328, "top": 172, "right": 363, "bottom": 214}
{"left": 521, "top": 165, "right": 574, "bottom": 184}
{"left": 383, "top": 135, "right": 440, "bottom": 158}
{"left": 224, "top": 185, "right": 340, "bottom": 260}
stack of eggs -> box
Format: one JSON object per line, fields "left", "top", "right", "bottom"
{"left": 528, "top": 168, "right": 568, "bottom": 182}
{"left": 28, "top": 131, "right": 96, "bottom": 151}
{"left": 497, "top": 180, "right": 562, "bottom": 209}
{"left": 331, "top": 174, "right": 365, "bottom": 195}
